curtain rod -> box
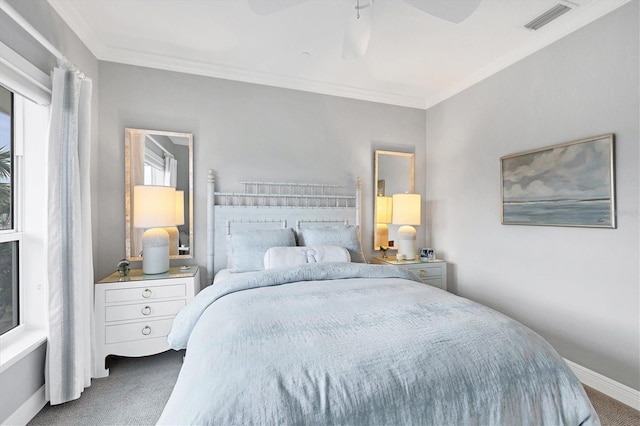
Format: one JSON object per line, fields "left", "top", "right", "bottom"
{"left": 1, "top": 0, "right": 68, "bottom": 63}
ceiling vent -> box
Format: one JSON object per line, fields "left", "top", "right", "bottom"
{"left": 524, "top": 4, "right": 572, "bottom": 30}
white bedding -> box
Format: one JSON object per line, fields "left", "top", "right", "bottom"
{"left": 160, "top": 263, "right": 599, "bottom": 425}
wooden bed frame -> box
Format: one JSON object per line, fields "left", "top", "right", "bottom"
{"left": 206, "top": 170, "right": 362, "bottom": 283}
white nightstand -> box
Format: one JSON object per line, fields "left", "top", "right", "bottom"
{"left": 93, "top": 266, "right": 200, "bottom": 377}
{"left": 372, "top": 256, "right": 447, "bottom": 290}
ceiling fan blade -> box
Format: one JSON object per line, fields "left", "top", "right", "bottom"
{"left": 402, "top": 0, "right": 481, "bottom": 23}
{"left": 247, "top": 0, "right": 307, "bottom": 16}
{"left": 342, "top": 0, "right": 374, "bottom": 60}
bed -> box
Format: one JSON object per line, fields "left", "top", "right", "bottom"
{"left": 157, "top": 172, "right": 598, "bottom": 425}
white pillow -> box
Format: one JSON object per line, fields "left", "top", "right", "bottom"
{"left": 263, "top": 246, "right": 351, "bottom": 269}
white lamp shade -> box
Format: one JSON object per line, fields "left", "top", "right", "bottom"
{"left": 376, "top": 196, "right": 393, "bottom": 224}
{"left": 133, "top": 185, "right": 176, "bottom": 228}
{"left": 175, "top": 190, "right": 185, "bottom": 226}
{"left": 392, "top": 193, "right": 421, "bottom": 226}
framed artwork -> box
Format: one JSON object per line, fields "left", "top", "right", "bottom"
{"left": 500, "top": 134, "right": 615, "bottom": 228}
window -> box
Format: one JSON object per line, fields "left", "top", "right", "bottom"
{"left": 0, "top": 43, "right": 49, "bottom": 367}
{"left": 143, "top": 143, "right": 164, "bottom": 185}
{"left": 0, "top": 85, "right": 20, "bottom": 335}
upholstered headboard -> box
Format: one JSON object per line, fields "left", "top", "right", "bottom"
{"left": 206, "top": 170, "right": 362, "bottom": 283}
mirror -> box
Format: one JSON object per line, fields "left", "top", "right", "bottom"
{"left": 125, "top": 128, "right": 193, "bottom": 260}
{"left": 374, "top": 150, "right": 415, "bottom": 251}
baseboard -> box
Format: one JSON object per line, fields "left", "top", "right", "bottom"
{"left": 2, "top": 385, "right": 47, "bottom": 426}
{"left": 565, "top": 358, "right": 640, "bottom": 411}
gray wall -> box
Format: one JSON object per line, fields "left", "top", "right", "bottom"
{"left": 97, "top": 63, "right": 427, "bottom": 282}
{"left": 0, "top": 0, "right": 99, "bottom": 422}
{"left": 425, "top": 1, "right": 639, "bottom": 390}
{"left": 0, "top": 344, "right": 46, "bottom": 421}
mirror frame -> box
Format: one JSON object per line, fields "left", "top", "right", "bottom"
{"left": 374, "top": 150, "right": 415, "bottom": 251}
{"left": 125, "top": 128, "right": 194, "bottom": 260}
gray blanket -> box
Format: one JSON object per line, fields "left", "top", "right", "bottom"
{"left": 159, "top": 262, "right": 598, "bottom": 425}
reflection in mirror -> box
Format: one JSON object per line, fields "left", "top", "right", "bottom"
{"left": 125, "top": 128, "right": 193, "bottom": 260}
{"left": 374, "top": 150, "right": 414, "bottom": 251}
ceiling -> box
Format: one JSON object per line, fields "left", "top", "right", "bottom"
{"left": 48, "top": 0, "right": 629, "bottom": 109}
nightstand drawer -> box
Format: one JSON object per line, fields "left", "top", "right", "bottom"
{"left": 105, "top": 299, "right": 186, "bottom": 322}
{"left": 371, "top": 257, "right": 447, "bottom": 291}
{"left": 105, "top": 284, "right": 186, "bottom": 303}
{"left": 105, "top": 318, "right": 174, "bottom": 344}
{"left": 405, "top": 265, "right": 442, "bottom": 279}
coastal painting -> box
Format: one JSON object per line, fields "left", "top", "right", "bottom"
{"left": 501, "top": 134, "right": 615, "bottom": 228}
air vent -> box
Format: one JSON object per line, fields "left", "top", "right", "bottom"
{"left": 524, "top": 4, "right": 572, "bottom": 30}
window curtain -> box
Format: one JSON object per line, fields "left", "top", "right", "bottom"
{"left": 45, "top": 63, "right": 94, "bottom": 405}
{"left": 164, "top": 155, "right": 177, "bottom": 187}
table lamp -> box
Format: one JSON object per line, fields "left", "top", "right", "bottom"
{"left": 165, "top": 190, "right": 185, "bottom": 256}
{"left": 392, "top": 193, "right": 421, "bottom": 260}
{"left": 133, "top": 185, "right": 176, "bottom": 274}
{"left": 375, "top": 196, "right": 393, "bottom": 251}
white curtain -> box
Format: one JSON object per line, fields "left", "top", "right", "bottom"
{"left": 46, "top": 63, "right": 94, "bottom": 405}
{"left": 164, "top": 156, "right": 177, "bottom": 187}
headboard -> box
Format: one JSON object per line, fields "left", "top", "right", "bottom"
{"left": 206, "top": 170, "right": 362, "bottom": 283}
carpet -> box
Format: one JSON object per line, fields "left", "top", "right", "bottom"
{"left": 584, "top": 385, "right": 640, "bottom": 426}
{"left": 29, "top": 350, "right": 184, "bottom": 426}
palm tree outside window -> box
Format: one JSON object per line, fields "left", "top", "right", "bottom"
{"left": 0, "top": 85, "right": 18, "bottom": 335}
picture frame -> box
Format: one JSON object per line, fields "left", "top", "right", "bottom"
{"left": 419, "top": 248, "right": 435, "bottom": 261}
{"left": 500, "top": 134, "right": 615, "bottom": 228}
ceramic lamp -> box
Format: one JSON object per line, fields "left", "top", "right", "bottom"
{"left": 134, "top": 185, "right": 176, "bottom": 274}
{"left": 392, "top": 193, "right": 421, "bottom": 260}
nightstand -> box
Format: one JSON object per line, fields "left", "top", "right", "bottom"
{"left": 372, "top": 256, "right": 447, "bottom": 290}
{"left": 93, "top": 266, "right": 200, "bottom": 377}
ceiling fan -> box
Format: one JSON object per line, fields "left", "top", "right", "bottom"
{"left": 248, "top": 0, "right": 482, "bottom": 59}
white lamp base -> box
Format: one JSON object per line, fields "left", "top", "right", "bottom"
{"left": 142, "top": 228, "right": 170, "bottom": 274}
{"left": 397, "top": 225, "right": 417, "bottom": 260}
{"left": 164, "top": 226, "right": 179, "bottom": 256}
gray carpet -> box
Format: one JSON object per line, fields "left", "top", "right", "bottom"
{"left": 30, "top": 350, "right": 639, "bottom": 425}
{"left": 29, "top": 350, "right": 184, "bottom": 426}
{"left": 584, "top": 385, "right": 640, "bottom": 426}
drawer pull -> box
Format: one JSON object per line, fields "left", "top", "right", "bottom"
{"left": 419, "top": 269, "right": 426, "bottom": 277}
{"left": 141, "top": 306, "right": 151, "bottom": 316}
{"left": 142, "top": 289, "right": 152, "bottom": 298}
{"left": 141, "top": 326, "right": 152, "bottom": 336}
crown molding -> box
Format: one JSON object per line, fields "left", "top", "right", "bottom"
{"left": 47, "top": 0, "right": 425, "bottom": 109}
{"left": 47, "top": 0, "right": 108, "bottom": 59}
{"left": 49, "top": 0, "right": 630, "bottom": 111}
{"left": 98, "top": 44, "right": 428, "bottom": 109}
